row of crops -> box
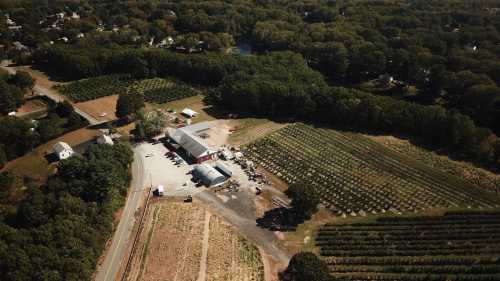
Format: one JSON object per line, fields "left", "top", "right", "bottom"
{"left": 57, "top": 74, "right": 134, "bottom": 102}
{"left": 317, "top": 210, "right": 500, "bottom": 281}
{"left": 58, "top": 76, "right": 197, "bottom": 103}
{"left": 242, "top": 123, "right": 500, "bottom": 215}
{"left": 130, "top": 78, "right": 198, "bottom": 103}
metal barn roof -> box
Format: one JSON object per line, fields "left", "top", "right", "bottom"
{"left": 215, "top": 161, "right": 232, "bottom": 177}
{"left": 192, "top": 164, "right": 226, "bottom": 187}
{"left": 169, "top": 128, "right": 214, "bottom": 158}
{"left": 182, "top": 122, "right": 211, "bottom": 134}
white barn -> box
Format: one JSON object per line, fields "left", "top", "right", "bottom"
{"left": 53, "top": 141, "right": 74, "bottom": 160}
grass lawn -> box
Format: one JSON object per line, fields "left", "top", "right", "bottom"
{"left": 147, "top": 95, "right": 217, "bottom": 124}
{"left": 1, "top": 128, "right": 99, "bottom": 183}
{"left": 228, "top": 118, "right": 286, "bottom": 146}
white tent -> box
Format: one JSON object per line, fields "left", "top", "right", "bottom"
{"left": 181, "top": 108, "right": 198, "bottom": 118}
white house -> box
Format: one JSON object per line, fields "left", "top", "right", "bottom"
{"left": 181, "top": 108, "right": 198, "bottom": 118}
{"left": 97, "top": 135, "right": 114, "bottom": 145}
{"left": 53, "top": 141, "right": 74, "bottom": 160}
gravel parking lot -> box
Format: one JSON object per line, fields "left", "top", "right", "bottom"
{"left": 136, "top": 141, "right": 207, "bottom": 196}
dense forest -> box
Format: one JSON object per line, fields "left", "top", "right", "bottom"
{"left": 0, "top": 143, "right": 133, "bottom": 281}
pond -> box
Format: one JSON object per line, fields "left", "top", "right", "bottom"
{"left": 233, "top": 42, "right": 253, "bottom": 56}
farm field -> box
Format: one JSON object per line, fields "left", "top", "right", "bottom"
{"left": 317, "top": 210, "right": 500, "bottom": 281}
{"left": 228, "top": 118, "right": 287, "bottom": 146}
{"left": 206, "top": 214, "right": 264, "bottom": 281}
{"left": 243, "top": 123, "right": 500, "bottom": 215}
{"left": 125, "top": 201, "right": 263, "bottom": 281}
{"left": 368, "top": 135, "right": 500, "bottom": 194}
{"left": 58, "top": 75, "right": 198, "bottom": 104}
{"left": 57, "top": 74, "right": 134, "bottom": 102}
{"left": 15, "top": 97, "right": 48, "bottom": 116}
{"left": 74, "top": 95, "right": 118, "bottom": 122}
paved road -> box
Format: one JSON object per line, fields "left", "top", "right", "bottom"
{"left": 94, "top": 147, "right": 149, "bottom": 281}
{"left": 0, "top": 61, "right": 101, "bottom": 125}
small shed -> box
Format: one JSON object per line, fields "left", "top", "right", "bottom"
{"left": 215, "top": 161, "right": 232, "bottom": 177}
{"left": 157, "top": 185, "right": 165, "bottom": 196}
{"left": 182, "top": 108, "right": 198, "bottom": 118}
{"left": 97, "top": 135, "right": 114, "bottom": 145}
{"left": 53, "top": 141, "right": 74, "bottom": 160}
{"left": 192, "top": 164, "right": 227, "bottom": 187}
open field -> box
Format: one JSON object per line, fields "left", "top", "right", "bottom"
{"left": 126, "top": 201, "right": 264, "bottom": 281}
{"left": 148, "top": 95, "right": 216, "bottom": 123}
{"left": 16, "top": 98, "right": 48, "bottom": 116}
{"left": 369, "top": 135, "right": 500, "bottom": 194}
{"left": 317, "top": 210, "right": 500, "bottom": 281}
{"left": 228, "top": 118, "right": 287, "bottom": 147}
{"left": 243, "top": 123, "right": 500, "bottom": 215}
{"left": 1, "top": 128, "right": 99, "bottom": 183}
{"left": 75, "top": 95, "right": 118, "bottom": 123}
{"left": 206, "top": 214, "right": 264, "bottom": 281}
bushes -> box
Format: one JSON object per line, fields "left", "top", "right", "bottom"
{"left": 57, "top": 74, "right": 134, "bottom": 102}
{"left": 317, "top": 211, "right": 500, "bottom": 280}
{"left": 282, "top": 252, "right": 332, "bottom": 281}
{"left": 243, "top": 124, "right": 499, "bottom": 214}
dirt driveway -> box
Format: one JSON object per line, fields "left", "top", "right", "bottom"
{"left": 194, "top": 159, "right": 292, "bottom": 280}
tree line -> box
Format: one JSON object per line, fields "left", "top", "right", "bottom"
{"left": 3, "top": 0, "right": 500, "bottom": 135}
{"left": 32, "top": 46, "right": 500, "bottom": 169}
{"left": 0, "top": 142, "right": 133, "bottom": 281}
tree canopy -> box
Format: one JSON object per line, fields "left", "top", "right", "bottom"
{"left": 282, "top": 252, "right": 332, "bottom": 281}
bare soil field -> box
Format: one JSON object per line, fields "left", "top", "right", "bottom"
{"left": 16, "top": 98, "right": 48, "bottom": 115}
{"left": 74, "top": 95, "right": 118, "bottom": 123}
{"left": 126, "top": 200, "right": 264, "bottom": 281}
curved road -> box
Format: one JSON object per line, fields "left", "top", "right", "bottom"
{"left": 0, "top": 61, "right": 101, "bottom": 125}
{"left": 95, "top": 147, "right": 149, "bottom": 281}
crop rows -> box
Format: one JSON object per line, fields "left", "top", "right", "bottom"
{"left": 59, "top": 76, "right": 197, "bottom": 104}
{"left": 130, "top": 78, "right": 198, "bottom": 103}
{"left": 317, "top": 210, "right": 500, "bottom": 281}
{"left": 58, "top": 74, "right": 134, "bottom": 102}
{"left": 243, "top": 123, "right": 500, "bottom": 215}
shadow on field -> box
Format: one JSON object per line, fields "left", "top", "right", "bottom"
{"left": 256, "top": 207, "right": 299, "bottom": 232}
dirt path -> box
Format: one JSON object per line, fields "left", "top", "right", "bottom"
{"left": 196, "top": 191, "right": 290, "bottom": 270}
{"left": 197, "top": 211, "right": 212, "bottom": 281}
